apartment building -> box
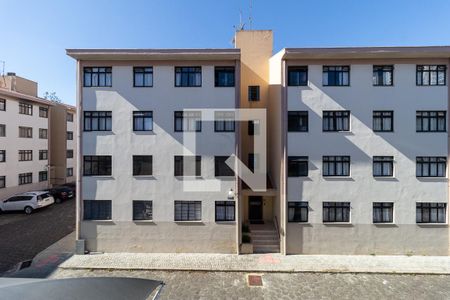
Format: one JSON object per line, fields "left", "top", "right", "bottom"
{"left": 0, "top": 74, "right": 76, "bottom": 201}
{"left": 68, "top": 30, "right": 450, "bottom": 256}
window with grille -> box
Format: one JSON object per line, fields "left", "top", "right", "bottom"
{"left": 323, "top": 66, "right": 350, "bottom": 86}
{"left": 133, "top": 111, "right": 153, "bottom": 131}
{"left": 84, "top": 67, "right": 112, "bottom": 87}
{"left": 18, "top": 172, "right": 32, "bottom": 185}
{"left": 18, "top": 150, "right": 32, "bottom": 161}
{"left": 288, "top": 202, "right": 309, "bottom": 222}
{"left": 19, "top": 102, "right": 33, "bottom": 115}
{"left": 416, "top": 157, "right": 446, "bottom": 177}
{"left": 84, "top": 111, "right": 112, "bottom": 131}
{"left": 416, "top": 65, "right": 446, "bottom": 86}
{"left": 83, "top": 200, "right": 112, "bottom": 220}
{"left": 373, "top": 65, "right": 393, "bottom": 86}
{"left": 19, "top": 126, "right": 32, "bottom": 138}
{"left": 373, "top": 202, "right": 394, "bottom": 223}
{"left": 323, "top": 202, "right": 350, "bottom": 222}
{"left": 39, "top": 150, "right": 48, "bottom": 160}
{"left": 416, "top": 111, "right": 446, "bottom": 132}
{"left": 133, "top": 67, "right": 153, "bottom": 87}
{"left": 373, "top": 156, "right": 394, "bottom": 177}
{"left": 373, "top": 111, "right": 393, "bottom": 132}
{"left": 39, "top": 107, "right": 48, "bottom": 118}
{"left": 175, "top": 67, "right": 201, "bottom": 87}
{"left": 323, "top": 156, "right": 350, "bottom": 176}
{"left": 174, "top": 201, "right": 201, "bottom": 221}
{"left": 215, "top": 201, "right": 235, "bottom": 221}
{"left": 416, "top": 203, "right": 447, "bottom": 223}
{"left": 323, "top": 111, "right": 350, "bottom": 131}
{"left": 133, "top": 200, "right": 153, "bottom": 220}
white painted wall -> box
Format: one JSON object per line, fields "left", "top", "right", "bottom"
{"left": 286, "top": 62, "right": 449, "bottom": 255}
{"left": 66, "top": 110, "right": 77, "bottom": 183}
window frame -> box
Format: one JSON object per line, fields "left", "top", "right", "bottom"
{"left": 83, "top": 67, "right": 112, "bottom": 87}
{"left": 373, "top": 65, "right": 394, "bottom": 86}
{"left": 323, "top": 156, "right": 351, "bottom": 177}
{"left": 288, "top": 66, "right": 308, "bottom": 86}
{"left": 18, "top": 126, "right": 32, "bottom": 138}
{"left": 288, "top": 202, "right": 309, "bottom": 223}
{"left": 39, "top": 128, "right": 48, "bottom": 139}
{"left": 132, "top": 155, "right": 153, "bottom": 176}
{"left": 248, "top": 85, "right": 260, "bottom": 101}
{"left": 67, "top": 113, "right": 74, "bottom": 122}
{"left": 67, "top": 150, "right": 74, "bottom": 159}
{"left": 133, "top": 111, "right": 153, "bottom": 132}
{"left": 39, "top": 107, "right": 48, "bottom": 118}
{"left": 0, "top": 150, "right": 5, "bottom": 162}
{"left": 174, "top": 66, "right": 202, "bottom": 87}
{"left": 215, "top": 201, "right": 235, "bottom": 222}
{"left": 83, "top": 200, "right": 112, "bottom": 220}
{"left": 322, "top": 66, "right": 350, "bottom": 86}
{"left": 416, "top": 157, "right": 447, "bottom": 177}
{"left": 174, "top": 200, "right": 202, "bottom": 221}
{"left": 39, "top": 150, "right": 48, "bottom": 160}
{"left": 214, "top": 66, "right": 235, "bottom": 87}
{"left": 18, "top": 150, "right": 33, "bottom": 161}
{"left": 0, "top": 176, "right": 5, "bottom": 188}
{"left": 373, "top": 202, "right": 394, "bottom": 223}
{"left": 133, "top": 67, "right": 153, "bottom": 87}
{"left": 416, "top": 65, "right": 447, "bottom": 86}
{"left": 174, "top": 155, "right": 201, "bottom": 177}
{"left": 67, "top": 168, "right": 74, "bottom": 177}
{"left": 416, "top": 203, "right": 447, "bottom": 224}
{"left": 373, "top": 111, "right": 394, "bottom": 132}
{"left": 19, "top": 102, "right": 33, "bottom": 115}
{"left": 133, "top": 200, "right": 153, "bottom": 221}
{"left": 322, "top": 110, "right": 350, "bottom": 132}
{"left": 18, "top": 172, "right": 33, "bottom": 185}
{"left": 83, "top": 155, "right": 112, "bottom": 176}
{"left": 214, "top": 111, "right": 235, "bottom": 132}
{"left": 39, "top": 171, "right": 48, "bottom": 182}
{"left": 288, "top": 156, "right": 309, "bottom": 177}
{"left": 84, "top": 111, "right": 112, "bottom": 132}
{"left": 0, "top": 98, "right": 5, "bottom": 111}
{"left": 373, "top": 156, "right": 394, "bottom": 177}
{"left": 323, "top": 202, "right": 351, "bottom": 223}
{"left": 67, "top": 131, "right": 73, "bottom": 140}
{"left": 288, "top": 111, "right": 308, "bottom": 132}
{"left": 416, "top": 111, "right": 446, "bottom": 132}
{"left": 214, "top": 156, "right": 235, "bottom": 177}
{"left": 174, "top": 111, "right": 202, "bottom": 132}
{"left": 0, "top": 124, "right": 5, "bottom": 137}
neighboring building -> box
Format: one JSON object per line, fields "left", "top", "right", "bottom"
{"left": 67, "top": 30, "right": 450, "bottom": 256}
{"left": 0, "top": 73, "right": 76, "bottom": 201}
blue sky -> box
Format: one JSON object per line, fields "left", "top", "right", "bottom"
{"left": 2, "top": 0, "right": 450, "bottom": 105}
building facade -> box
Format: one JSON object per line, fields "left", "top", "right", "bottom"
{"left": 68, "top": 30, "right": 450, "bottom": 255}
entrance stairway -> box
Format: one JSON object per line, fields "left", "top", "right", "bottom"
{"left": 249, "top": 222, "right": 280, "bottom": 253}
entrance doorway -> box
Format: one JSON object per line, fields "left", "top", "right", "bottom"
{"left": 248, "top": 196, "right": 263, "bottom": 224}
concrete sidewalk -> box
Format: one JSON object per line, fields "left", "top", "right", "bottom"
{"left": 59, "top": 252, "right": 450, "bottom": 275}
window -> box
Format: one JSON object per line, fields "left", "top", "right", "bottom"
{"left": 67, "top": 113, "right": 74, "bottom": 122}
{"left": 39, "top": 107, "right": 48, "bottom": 118}
{"left": 416, "top": 203, "right": 447, "bottom": 223}
{"left": 133, "top": 155, "right": 153, "bottom": 176}
{"left": 288, "top": 66, "right": 308, "bottom": 86}
{"left": 416, "top": 157, "right": 446, "bottom": 177}
{"left": 416, "top": 65, "right": 446, "bottom": 86}
{"left": 67, "top": 131, "right": 73, "bottom": 140}
{"left": 288, "top": 202, "right": 309, "bottom": 222}
{"left": 84, "top": 111, "right": 112, "bottom": 131}
{"left": 0, "top": 176, "right": 4, "bottom": 188}
{"left": 288, "top": 111, "right": 308, "bottom": 132}
{"left": 0, "top": 124, "right": 5, "bottom": 137}
{"left": 18, "top": 172, "right": 32, "bottom": 185}
{"left": 248, "top": 153, "right": 258, "bottom": 172}
{"left": 288, "top": 156, "right": 308, "bottom": 177}
{"left": 39, "top": 150, "right": 48, "bottom": 160}
{"left": 83, "top": 156, "right": 112, "bottom": 176}
{"left": 133, "top": 111, "right": 153, "bottom": 131}
{"left": 18, "top": 150, "right": 32, "bottom": 161}
{"left": 174, "top": 156, "right": 201, "bottom": 176}
{"left": 248, "top": 120, "right": 260, "bottom": 136}
{"left": 174, "top": 111, "right": 201, "bottom": 132}
{"left": 175, "top": 67, "right": 201, "bottom": 87}
{"left": 0, "top": 150, "right": 4, "bottom": 162}
{"left": 215, "top": 201, "right": 235, "bottom": 221}
{"left": 323, "top": 202, "right": 350, "bottom": 222}
{"left": 19, "top": 126, "right": 32, "bottom": 138}
{"left": 19, "top": 102, "right": 33, "bottom": 115}
{"left": 83, "top": 67, "right": 112, "bottom": 87}
{"left": 133, "top": 67, "right": 153, "bottom": 87}
{"left": 214, "top": 111, "right": 235, "bottom": 132}
{"left": 39, "top": 128, "right": 48, "bottom": 139}
{"left": 133, "top": 200, "right": 153, "bottom": 220}
{"left": 416, "top": 111, "right": 446, "bottom": 132}
{"left": 373, "top": 156, "right": 394, "bottom": 177}
{"left": 39, "top": 171, "right": 48, "bottom": 182}
{"left": 373, "top": 202, "right": 394, "bottom": 223}
{"left": 373, "top": 111, "right": 393, "bottom": 132}
{"left": 248, "top": 86, "right": 260, "bottom": 101}
{"left": 373, "top": 65, "right": 393, "bottom": 86}
{"left": 215, "top": 67, "right": 235, "bottom": 87}
{"left": 323, "top": 156, "right": 350, "bottom": 176}
{"left": 67, "top": 150, "right": 73, "bottom": 159}
{"left": 67, "top": 168, "right": 73, "bottom": 177}
{"left": 323, "top": 66, "right": 350, "bottom": 86}
{"left": 323, "top": 111, "right": 350, "bottom": 131}
{"left": 0, "top": 98, "right": 5, "bottom": 111}
{"left": 174, "top": 201, "right": 201, "bottom": 221}
{"left": 215, "top": 156, "right": 234, "bottom": 177}
{"left": 83, "top": 200, "right": 112, "bottom": 220}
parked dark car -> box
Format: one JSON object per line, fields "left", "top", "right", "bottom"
{"left": 48, "top": 186, "right": 74, "bottom": 203}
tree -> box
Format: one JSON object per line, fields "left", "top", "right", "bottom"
{"left": 43, "top": 91, "right": 62, "bottom": 103}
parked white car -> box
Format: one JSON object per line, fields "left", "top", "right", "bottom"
{"left": 0, "top": 191, "right": 55, "bottom": 214}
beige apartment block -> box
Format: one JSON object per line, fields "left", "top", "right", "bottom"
{"left": 68, "top": 30, "right": 450, "bottom": 256}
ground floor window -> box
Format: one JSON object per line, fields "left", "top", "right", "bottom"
{"left": 215, "top": 201, "right": 235, "bottom": 221}
{"left": 174, "top": 201, "right": 201, "bottom": 221}
{"left": 373, "top": 202, "right": 394, "bottom": 223}
{"left": 67, "top": 168, "right": 73, "bottom": 177}
{"left": 18, "top": 172, "right": 32, "bottom": 185}
{"left": 323, "top": 202, "right": 350, "bottom": 222}
{"left": 288, "top": 202, "right": 308, "bottom": 222}
{"left": 83, "top": 200, "right": 112, "bottom": 220}
{"left": 0, "top": 176, "right": 5, "bottom": 188}
{"left": 39, "top": 171, "right": 48, "bottom": 182}
{"left": 416, "top": 203, "right": 447, "bottom": 223}
{"left": 133, "top": 200, "right": 152, "bottom": 221}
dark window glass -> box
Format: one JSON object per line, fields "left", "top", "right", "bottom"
{"left": 174, "top": 201, "right": 201, "bottom": 221}
{"left": 133, "top": 67, "right": 153, "bottom": 87}
{"left": 288, "top": 66, "right": 308, "bottom": 86}
{"left": 0, "top": 176, "right": 5, "bottom": 188}
{"left": 323, "top": 66, "right": 350, "bottom": 86}
{"left": 416, "top": 65, "right": 446, "bottom": 86}
{"left": 373, "top": 65, "right": 393, "bottom": 86}
{"left": 215, "top": 201, "right": 235, "bottom": 221}
{"left": 0, "top": 124, "right": 5, "bottom": 137}
{"left": 67, "top": 168, "right": 73, "bottom": 177}
{"left": 83, "top": 67, "right": 112, "bottom": 87}
{"left": 133, "top": 111, "right": 153, "bottom": 131}
{"left": 174, "top": 111, "right": 201, "bottom": 132}
{"left": 19, "top": 102, "right": 33, "bottom": 115}
{"left": 288, "top": 202, "right": 309, "bottom": 222}
{"left": 67, "top": 131, "right": 73, "bottom": 140}
{"left": 288, "top": 156, "right": 308, "bottom": 177}
{"left": 67, "top": 113, "right": 74, "bottom": 122}
{"left": 19, "top": 126, "right": 32, "bottom": 138}
{"left": 248, "top": 153, "right": 257, "bottom": 172}
{"left": 18, "top": 150, "right": 32, "bottom": 161}
{"left": 83, "top": 156, "right": 112, "bottom": 176}
{"left": 373, "top": 202, "right": 394, "bottom": 223}
{"left": 83, "top": 200, "right": 112, "bottom": 220}
{"left": 248, "top": 120, "right": 260, "bottom": 136}
{"left": 373, "top": 111, "right": 393, "bottom": 132}
{"left": 0, "top": 150, "right": 5, "bottom": 162}
{"left": 214, "top": 111, "right": 235, "bottom": 132}
{"left": 39, "top": 150, "right": 48, "bottom": 160}
{"left": 133, "top": 155, "right": 153, "bottom": 176}
{"left": 174, "top": 156, "right": 201, "bottom": 176}
{"left": 39, "top": 128, "right": 48, "bottom": 139}
{"left": 215, "top": 156, "right": 235, "bottom": 176}
{"left": 373, "top": 156, "right": 394, "bottom": 177}
{"left": 288, "top": 111, "right": 308, "bottom": 132}
{"left": 323, "top": 156, "right": 350, "bottom": 176}
{"left": 215, "top": 67, "right": 235, "bottom": 87}
{"left": 323, "top": 111, "right": 350, "bottom": 131}
{"left": 416, "top": 111, "right": 446, "bottom": 132}
{"left": 416, "top": 203, "right": 447, "bottom": 223}
{"left": 18, "top": 172, "right": 33, "bottom": 185}
{"left": 67, "top": 150, "right": 73, "bottom": 159}
{"left": 248, "top": 86, "right": 260, "bottom": 101}
{"left": 175, "top": 67, "right": 201, "bottom": 87}
{"left": 39, "top": 171, "right": 48, "bottom": 182}
{"left": 84, "top": 111, "right": 112, "bottom": 131}
{"left": 39, "top": 107, "right": 48, "bottom": 118}
{"left": 133, "top": 200, "right": 153, "bottom": 220}
{"left": 416, "top": 157, "right": 446, "bottom": 177}
{"left": 323, "top": 202, "right": 350, "bottom": 222}
{"left": 0, "top": 99, "right": 5, "bottom": 111}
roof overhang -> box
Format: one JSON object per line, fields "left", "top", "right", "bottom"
{"left": 66, "top": 48, "right": 240, "bottom": 61}
{"left": 0, "top": 88, "right": 54, "bottom": 106}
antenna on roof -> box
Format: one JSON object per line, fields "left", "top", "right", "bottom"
{"left": 234, "top": 9, "right": 245, "bottom": 32}
{"left": 249, "top": 0, "right": 253, "bottom": 30}
{"left": 0, "top": 61, "right": 5, "bottom": 76}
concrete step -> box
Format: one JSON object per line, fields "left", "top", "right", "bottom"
{"left": 251, "top": 231, "right": 278, "bottom": 236}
